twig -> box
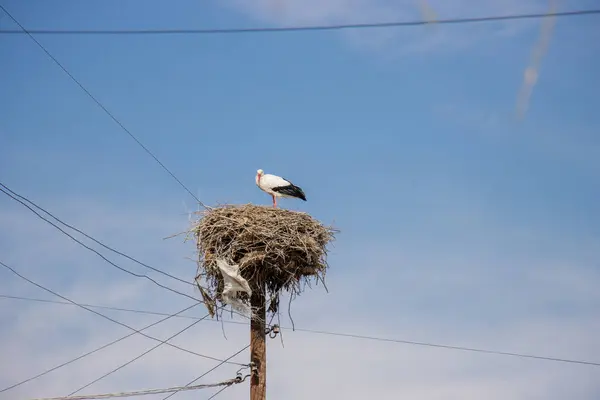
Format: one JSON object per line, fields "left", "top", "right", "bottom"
{"left": 162, "top": 231, "right": 188, "bottom": 240}
{"left": 287, "top": 292, "right": 295, "bottom": 331}
{"left": 220, "top": 314, "right": 228, "bottom": 340}
{"left": 277, "top": 309, "right": 285, "bottom": 348}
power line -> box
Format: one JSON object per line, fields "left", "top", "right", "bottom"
{"left": 0, "top": 9, "right": 598, "bottom": 35}
{"left": 0, "top": 184, "right": 252, "bottom": 323}
{"left": 0, "top": 293, "right": 209, "bottom": 319}
{"left": 27, "top": 377, "right": 242, "bottom": 400}
{"left": 66, "top": 310, "right": 211, "bottom": 396}
{"left": 0, "top": 185, "right": 201, "bottom": 303}
{"left": 206, "top": 385, "right": 232, "bottom": 400}
{"left": 0, "top": 301, "right": 204, "bottom": 394}
{"left": 161, "top": 345, "right": 250, "bottom": 400}
{"left": 293, "top": 328, "right": 600, "bottom": 367}
{"left": 0, "top": 187, "right": 255, "bottom": 326}
{"left": 0, "top": 261, "right": 247, "bottom": 375}
{"left": 3, "top": 292, "right": 600, "bottom": 368}
{"left": 0, "top": 182, "right": 194, "bottom": 288}
{"left": 0, "top": 185, "right": 254, "bottom": 328}
{"left": 0, "top": 4, "right": 209, "bottom": 209}
{"left": 0, "top": 293, "right": 249, "bottom": 326}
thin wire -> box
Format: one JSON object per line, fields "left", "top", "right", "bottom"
{"left": 292, "top": 327, "right": 600, "bottom": 367}
{"left": 0, "top": 185, "right": 252, "bottom": 323}
{"left": 27, "top": 379, "right": 239, "bottom": 400}
{"left": 0, "top": 294, "right": 232, "bottom": 322}
{"left": 0, "top": 261, "right": 247, "bottom": 369}
{"left": 4, "top": 292, "right": 600, "bottom": 368}
{"left": 0, "top": 182, "right": 194, "bottom": 287}
{"left": 0, "top": 4, "right": 209, "bottom": 209}
{"left": 161, "top": 345, "right": 250, "bottom": 400}
{"left": 206, "top": 385, "right": 231, "bottom": 400}
{"left": 0, "top": 9, "right": 599, "bottom": 35}
{"left": 0, "top": 186, "right": 201, "bottom": 303}
{"left": 0, "top": 293, "right": 251, "bottom": 334}
{"left": 0, "top": 301, "right": 204, "bottom": 394}
{"left": 67, "top": 310, "right": 209, "bottom": 396}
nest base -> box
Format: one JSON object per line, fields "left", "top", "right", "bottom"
{"left": 192, "top": 204, "right": 336, "bottom": 317}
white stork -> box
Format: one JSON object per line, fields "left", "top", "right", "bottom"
{"left": 255, "top": 169, "right": 306, "bottom": 208}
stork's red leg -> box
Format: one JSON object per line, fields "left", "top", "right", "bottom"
{"left": 272, "top": 195, "right": 277, "bottom": 208}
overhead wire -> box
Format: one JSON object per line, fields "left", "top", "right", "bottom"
{"left": 0, "top": 4, "right": 210, "bottom": 210}
{"left": 0, "top": 294, "right": 225, "bottom": 322}
{"left": 3, "top": 292, "right": 600, "bottom": 368}
{"left": 290, "top": 327, "right": 600, "bottom": 367}
{"left": 206, "top": 385, "right": 232, "bottom": 400}
{"left": 0, "top": 300, "right": 206, "bottom": 394}
{"left": 0, "top": 182, "right": 194, "bottom": 288}
{"left": 0, "top": 261, "right": 248, "bottom": 376}
{"left": 66, "top": 310, "right": 210, "bottom": 397}
{"left": 26, "top": 377, "right": 243, "bottom": 400}
{"left": 0, "top": 184, "right": 254, "bottom": 324}
{"left": 0, "top": 185, "right": 202, "bottom": 304}
{"left": 0, "top": 9, "right": 598, "bottom": 35}
{"left": 161, "top": 344, "right": 251, "bottom": 400}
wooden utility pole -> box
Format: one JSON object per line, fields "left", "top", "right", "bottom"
{"left": 250, "top": 277, "right": 266, "bottom": 400}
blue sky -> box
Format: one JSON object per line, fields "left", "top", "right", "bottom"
{"left": 1, "top": 1, "right": 599, "bottom": 399}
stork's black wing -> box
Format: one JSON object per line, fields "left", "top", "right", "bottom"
{"left": 272, "top": 181, "right": 307, "bottom": 201}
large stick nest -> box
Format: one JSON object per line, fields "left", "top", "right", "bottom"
{"left": 191, "top": 204, "right": 336, "bottom": 318}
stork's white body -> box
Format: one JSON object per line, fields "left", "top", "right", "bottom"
{"left": 255, "top": 174, "right": 291, "bottom": 198}
{"left": 255, "top": 169, "right": 306, "bottom": 207}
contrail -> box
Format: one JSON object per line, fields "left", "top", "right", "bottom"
{"left": 516, "top": 0, "right": 558, "bottom": 120}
